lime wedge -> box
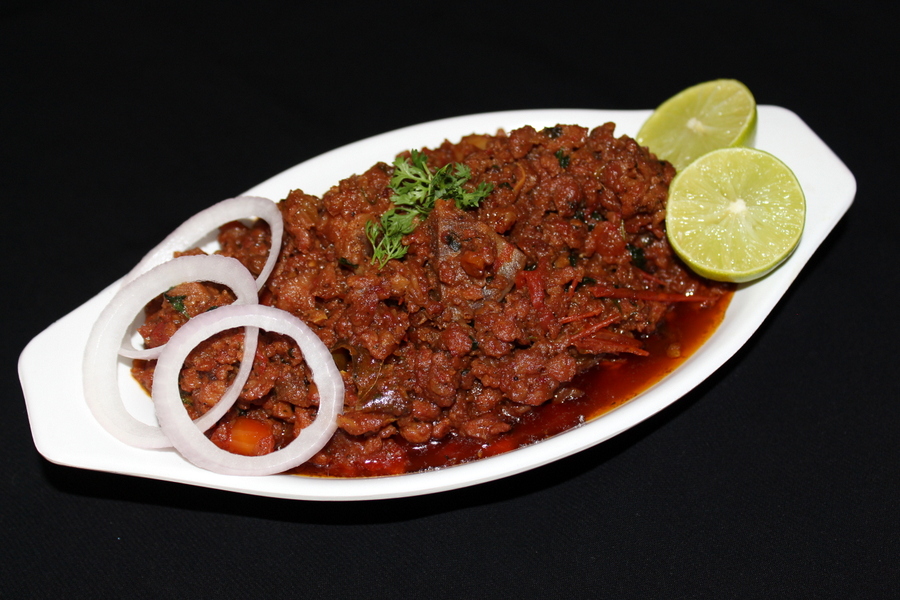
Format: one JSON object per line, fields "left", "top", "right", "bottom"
{"left": 637, "top": 79, "right": 757, "bottom": 171}
{"left": 666, "top": 147, "right": 806, "bottom": 283}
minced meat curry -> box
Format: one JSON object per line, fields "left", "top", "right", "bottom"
{"left": 132, "top": 123, "right": 732, "bottom": 477}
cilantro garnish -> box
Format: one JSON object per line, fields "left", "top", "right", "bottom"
{"left": 365, "top": 150, "right": 492, "bottom": 268}
{"left": 163, "top": 292, "right": 189, "bottom": 317}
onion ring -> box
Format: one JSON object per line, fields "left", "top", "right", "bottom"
{"left": 118, "top": 254, "right": 261, "bottom": 361}
{"left": 83, "top": 255, "right": 259, "bottom": 448}
{"left": 121, "top": 196, "right": 283, "bottom": 291}
{"left": 152, "top": 304, "right": 344, "bottom": 476}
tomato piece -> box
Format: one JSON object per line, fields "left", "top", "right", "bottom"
{"left": 217, "top": 416, "right": 275, "bottom": 456}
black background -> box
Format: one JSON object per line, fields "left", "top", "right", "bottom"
{"left": 4, "top": 1, "right": 898, "bottom": 598}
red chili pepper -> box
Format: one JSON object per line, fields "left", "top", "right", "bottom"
{"left": 516, "top": 257, "right": 555, "bottom": 332}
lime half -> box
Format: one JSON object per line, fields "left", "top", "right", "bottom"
{"left": 666, "top": 147, "right": 806, "bottom": 283}
{"left": 637, "top": 79, "right": 757, "bottom": 171}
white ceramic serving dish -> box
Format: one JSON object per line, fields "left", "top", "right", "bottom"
{"left": 19, "top": 107, "right": 855, "bottom": 500}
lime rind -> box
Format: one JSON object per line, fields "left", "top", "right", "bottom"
{"left": 666, "top": 147, "right": 806, "bottom": 283}
{"left": 637, "top": 79, "right": 757, "bottom": 171}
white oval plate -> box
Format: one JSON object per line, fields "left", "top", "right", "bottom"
{"left": 19, "top": 107, "right": 855, "bottom": 501}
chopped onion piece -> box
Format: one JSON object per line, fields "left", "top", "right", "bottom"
{"left": 153, "top": 305, "right": 344, "bottom": 476}
{"left": 83, "top": 255, "right": 259, "bottom": 448}
{"left": 121, "top": 196, "right": 283, "bottom": 291}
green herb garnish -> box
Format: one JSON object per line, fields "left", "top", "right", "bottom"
{"left": 366, "top": 150, "right": 492, "bottom": 268}
{"left": 163, "top": 292, "right": 189, "bottom": 317}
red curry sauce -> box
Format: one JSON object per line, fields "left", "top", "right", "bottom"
{"left": 293, "top": 291, "right": 731, "bottom": 476}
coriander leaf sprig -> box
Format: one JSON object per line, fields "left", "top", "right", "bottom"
{"left": 366, "top": 150, "right": 492, "bottom": 268}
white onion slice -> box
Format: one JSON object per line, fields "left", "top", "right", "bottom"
{"left": 121, "top": 196, "right": 283, "bottom": 291}
{"left": 84, "top": 255, "right": 259, "bottom": 448}
{"left": 153, "top": 305, "right": 344, "bottom": 476}
{"left": 118, "top": 254, "right": 261, "bottom": 360}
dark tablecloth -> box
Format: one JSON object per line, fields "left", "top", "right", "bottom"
{"left": 4, "top": 2, "right": 897, "bottom": 598}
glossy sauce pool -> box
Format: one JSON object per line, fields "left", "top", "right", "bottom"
{"left": 296, "top": 291, "right": 732, "bottom": 477}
